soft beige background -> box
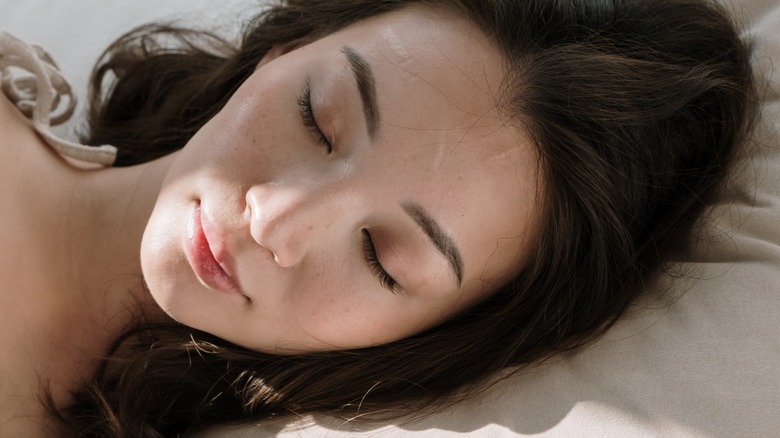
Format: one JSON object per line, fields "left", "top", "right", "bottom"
{"left": 2, "top": 1, "right": 778, "bottom": 436}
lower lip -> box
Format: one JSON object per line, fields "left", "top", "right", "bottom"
{"left": 185, "top": 205, "right": 242, "bottom": 296}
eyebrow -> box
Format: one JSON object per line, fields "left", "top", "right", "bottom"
{"left": 402, "top": 202, "right": 464, "bottom": 287}
{"left": 341, "top": 45, "right": 380, "bottom": 139}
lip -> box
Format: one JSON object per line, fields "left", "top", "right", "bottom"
{"left": 185, "top": 203, "right": 244, "bottom": 296}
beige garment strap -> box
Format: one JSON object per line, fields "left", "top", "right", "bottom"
{"left": 0, "top": 31, "right": 117, "bottom": 166}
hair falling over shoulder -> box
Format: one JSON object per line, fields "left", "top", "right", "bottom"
{"left": 56, "top": 0, "right": 757, "bottom": 436}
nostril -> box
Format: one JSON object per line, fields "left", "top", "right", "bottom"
{"left": 271, "top": 250, "right": 296, "bottom": 268}
{"left": 243, "top": 201, "right": 252, "bottom": 225}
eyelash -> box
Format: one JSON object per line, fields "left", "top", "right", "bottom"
{"left": 361, "top": 229, "right": 399, "bottom": 293}
{"left": 297, "top": 84, "right": 333, "bottom": 153}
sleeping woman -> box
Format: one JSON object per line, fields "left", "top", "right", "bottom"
{"left": 0, "top": 0, "right": 756, "bottom": 436}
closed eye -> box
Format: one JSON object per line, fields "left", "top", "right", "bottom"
{"left": 297, "top": 83, "right": 333, "bottom": 153}
{"left": 361, "top": 229, "right": 399, "bottom": 293}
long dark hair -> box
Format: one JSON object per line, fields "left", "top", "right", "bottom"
{"left": 56, "top": 0, "right": 757, "bottom": 436}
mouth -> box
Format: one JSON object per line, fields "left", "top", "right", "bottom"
{"left": 185, "top": 203, "right": 244, "bottom": 297}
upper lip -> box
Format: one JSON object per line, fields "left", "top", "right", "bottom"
{"left": 200, "top": 205, "right": 244, "bottom": 293}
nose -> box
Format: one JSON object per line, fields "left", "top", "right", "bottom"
{"left": 244, "top": 183, "right": 346, "bottom": 268}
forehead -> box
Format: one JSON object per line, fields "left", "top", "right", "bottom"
{"left": 324, "top": 6, "right": 508, "bottom": 120}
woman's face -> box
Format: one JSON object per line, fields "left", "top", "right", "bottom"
{"left": 141, "top": 6, "right": 542, "bottom": 353}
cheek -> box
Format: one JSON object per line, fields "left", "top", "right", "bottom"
{"left": 139, "top": 179, "right": 201, "bottom": 320}
{"left": 140, "top": 211, "right": 186, "bottom": 314}
{"left": 280, "top": 270, "right": 406, "bottom": 349}
{"left": 291, "top": 271, "right": 368, "bottom": 340}
{"left": 141, "top": 199, "right": 174, "bottom": 275}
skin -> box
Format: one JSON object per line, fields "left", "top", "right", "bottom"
{"left": 0, "top": 5, "right": 540, "bottom": 434}
{"left": 142, "top": 6, "right": 543, "bottom": 353}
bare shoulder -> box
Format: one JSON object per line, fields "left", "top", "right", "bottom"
{"left": 0, "top": 94, "right": 26, "bottom": 171}
{"left": 0, "top": 94, "right": 72, "bottom": 196}
{"left": 0, "top": 96, "right": 91, "bottom": 435}
{"left": 0, "top": 95, "right": 41, "bottom": 183}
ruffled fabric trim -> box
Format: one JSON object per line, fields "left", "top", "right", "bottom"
{"left": 0, "top": 31, "right": 117, "bottom": 166}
